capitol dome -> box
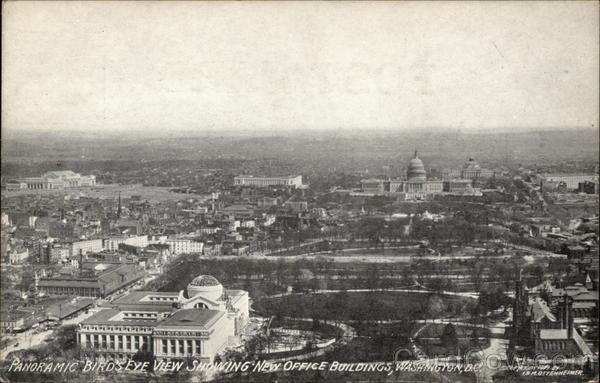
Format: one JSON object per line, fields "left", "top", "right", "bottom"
{"left": 463, "top": 158, "right": 481, "bottom": 171}
{"left": 187, "top": 275, "right": 223, "bottom": 301}
{"left": 406, "top": 151, "right": 427, "bottom": 181}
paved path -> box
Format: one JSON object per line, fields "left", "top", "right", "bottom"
{"left": 0, "top": 307, "right": 101, "bottom": 360}
{"left": 409, "top": 310, "right": 511, "bottom": 383}
{"left": 265, "top": 288, "right": 480, "bottom": 300}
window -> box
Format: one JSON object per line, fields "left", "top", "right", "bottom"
{"left": 179, "top": 341, "right": 184, "bottom": 355}
{"left": 125, "top": 336, "right": 130, "bottom": 350}
{"left": 195, "top": 341, "right": 201, "bottom": 355}
{"left": 133, "top": 337, "right": 139, "bottom": 350}
{"left": 162, "top": 339, "right": 168, "bottom": 354}
{"left": 170, "top": 340, "right": 176, "bottom": 354}
{"left": 187, "top": 340, "right": 193, "bottom": 355}
{"left": 118, "top": 336, "right": 123, "bottom": 351}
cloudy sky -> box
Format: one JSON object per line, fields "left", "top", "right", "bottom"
{"left": 2, "top": 1, "right": 598, "bottom": 135}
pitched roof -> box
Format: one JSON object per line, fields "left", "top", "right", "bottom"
{"left": 113, "top": 291, "right": 179, "bottom": 305}
{"left": 539, "top": 329, "right": 569, "bottom": 340}
{"left": 81, "top": 308, "right": 159, "bottom": 327}
{"left": 530, "top": 299, "right": 556, "bottom": 323}
{"left": 157, "top": 309, "right": 223, "bottom": 329}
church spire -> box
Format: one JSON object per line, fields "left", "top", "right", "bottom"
{"left": 414, "top": 149, "right": 418, "bottom": 158}
{"left": 117, "top": 191, "right": 122, "bottom": 219}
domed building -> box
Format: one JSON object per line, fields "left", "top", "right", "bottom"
{"left": 77, "top": 274, "right": 249, "bottom": 364}
{"left": 407, "top": 151, "right": 427, "bottom": 181}
{"left": 360, "top": 149, "right": 444, "bottom": 200}
{"left": 461, "top": 157, "right": 481, "bottom": 179}
{"left": 359, "top": 151, "right": 483, "bottom": 199}
{"left": 187, "top": 275, "right": 224, "bottom": 301}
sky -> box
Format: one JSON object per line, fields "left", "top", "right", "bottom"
{"left": 2, "top": 1, "right": 599, "bottom": 136}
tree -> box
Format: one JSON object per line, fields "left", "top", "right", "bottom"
{"left": 440, "top": 323, "right": 458, "bottom": 348}
{"left": 426, "top": 295, "right": 446, "bottom": 319}
{"left": 132, "top": 348, "right": 155, "bottom": 372}
{"left": 365, "top": 264, "right": 380, "bottom": 290}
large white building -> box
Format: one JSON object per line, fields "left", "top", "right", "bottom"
{"left": 165, "top": 239, "right": 204, "bottom": 255}
{"left": 360, "top": 152, "right": 481, "bottom": 200}
{"left": 6, "top": 170, "right": 96, "bottom": 191}
{"left": 104, "top": 235, "right": 149, "bottom": 251}
{"left": 540, "top": 174, "right": 599, "bottom": 190}
{"left": 77, "top": 275, "right": 249, "bottom": 363}
{"left": 234, "top": 175, "right": 302, "bottom": 188}
{"left": 70, "top": 239, "right": 104, "bottom": 257}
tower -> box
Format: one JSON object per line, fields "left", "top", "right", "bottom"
{"left": 117, "top": 191, "right": 122, "bottom": 219}
{"left": 406, "top": 150, "right": 427, "bottom": 181}
{"left": 512, "top": 270, "right": 529, "bottom": 342}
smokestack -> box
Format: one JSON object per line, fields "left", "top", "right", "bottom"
{"left": 117, "top": 191, "right": 122, "bottom": 219}
{"left": 79, "top": 249, "right": 83, "bottom": 272}
{"left": 567, "top": 296, "right": 573, "bottom": 338}
{"left": 563, "top": 293, "right": 568, "bottom": 329}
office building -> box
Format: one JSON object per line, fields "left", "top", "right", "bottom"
{"left": 77, "top": 275, "right": 248, "bottom": 363}
{"left": 234, "top": 175, "right": 303, "bottom": 188}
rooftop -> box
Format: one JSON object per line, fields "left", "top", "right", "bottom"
{"left": 189, "top": 275, "right": 221, "bottom": 287}
{"left": 81, "top": 309, "right": 159, "bottom": 327}
{"left": 112, "top": 291, "right": 180, "bottom": 305}
{"left": 157, "top": 309, "right": 223, "bottom": 329}
{"left": 539, "top": 329, "right": 569, "bottom": 340}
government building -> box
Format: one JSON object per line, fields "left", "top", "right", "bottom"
{"left": 360, "top": 152, "right": 480, "bottom": 200}
{"left": 510, "top": 276, "right": 593, "bottom": 359}
{"left": 539, "top": 173, "right": 599, "bottom": 191}
{"left": 234, "top": 175, "right": 303, "bottom": 188}
{"left": 77, "top": 275, "right": 249, "bottom": 363}
{"left": 6, "top": 170, "right": 96, "bottom": 191}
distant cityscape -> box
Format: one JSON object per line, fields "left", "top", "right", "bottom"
{"left": 1, "top": 136, "right": 598, "bottom": 382}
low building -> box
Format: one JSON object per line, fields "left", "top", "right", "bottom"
{"left": 540, "top": 174, "right": 598, "bottom": 191}
{"left": 234, "top": 175, "right": 303, "bottom": 188}
{"left": 220, "top": 205, "right": 255, "bottom": 218}
{"left": 0, "top": 311, "right": 28, "bottom": 332}
{"left": 104, "top": 235, "right": 148, "bottom": 251}
{"left": 46, "top": 297, "right": 94, "bottom": 321}
{"left": 257, "top": 197, "right": 279, "bottom": 208}
{"left": 71, "top": 239, "right": 104, "bottom": 257}
{"left": 164, "top": 239, "right": 204, "bottom": 255}
{"left": 7, "top": 247, "right": 29, "bottom": 264}
{"left": 284, "top": 201, "right": 308, "bottom": 213}
{"left": 38, "top": 261, "right": 144, "bottom": 297}
{"left": 8, "top": 170, "right": 96, "bottom": 190}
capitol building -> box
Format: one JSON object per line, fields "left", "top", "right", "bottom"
{"left": 361, "top": 151, "right": 480, "bottom": 200}
{"left": 77, "top": 275, "right": 248, "bottom": 363}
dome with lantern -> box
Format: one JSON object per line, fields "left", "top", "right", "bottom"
{"left": 406, "top": 151, "right": 427, "bottom": 181}
{"left": 187, "top": 275, "right": 223, "bottom": 301}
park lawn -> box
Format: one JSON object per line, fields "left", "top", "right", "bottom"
{"left": 255, "top": 291, "right": 475, "bottom": 322}
{"left": 415, "top": 323, "right": 492, "bottom": 356}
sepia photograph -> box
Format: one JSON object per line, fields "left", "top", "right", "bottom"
{"left": 1, "top": 1, "right": 598, "bottom": 382}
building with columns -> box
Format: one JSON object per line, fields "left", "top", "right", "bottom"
{"left": 359, "top": 151, "right": 478, "bottom": 200}
{"left": 233, "top": 175, "right": 303, "bottom": 188}
{"left": 6, "top": 170, "right": 96, "bottom": 191}
{"left": 77, "top": 275, "right": 249, "bottom": 363}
